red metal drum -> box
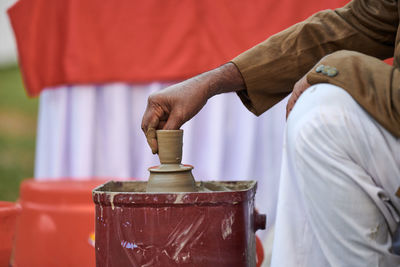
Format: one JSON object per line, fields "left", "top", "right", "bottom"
{"left": 93, "top": 180, "right": 266, "bottom": 267}
{"left": 0, "top": 201, "right": 21, "bottom": 266}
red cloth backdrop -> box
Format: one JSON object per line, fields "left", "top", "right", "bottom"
{"left": 8, "top": 0, "right": 349, "bottom": 97}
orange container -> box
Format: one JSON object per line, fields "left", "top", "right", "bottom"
{"left": 0, "top": 201, "right": 21, "bottom": 266}
{"left": 256, "top": 235, "right": 264, "bottom": 267}
{"left": 13, "top": 179, "right": 107, "bottom": 267}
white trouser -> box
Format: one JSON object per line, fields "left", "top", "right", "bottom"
{"left": 271, "top": 84, "right": 400, "bottom": 267}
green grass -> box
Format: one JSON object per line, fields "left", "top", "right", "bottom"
{"left": 0, "top": 64, "right": 38, "bottom": 201}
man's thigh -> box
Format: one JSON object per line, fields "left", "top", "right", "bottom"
{"left": 285, "top": 83, "right": 400, "bottom": 266}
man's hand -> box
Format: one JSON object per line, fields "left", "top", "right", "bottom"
{"left": 141, "top": 63, "right": 245, "bottom": 154}
{"left": 141, "top": 79, "right": 210, "bottom": 154}
{"left": 286, "top": 75, "right": 311, "bottom": 119}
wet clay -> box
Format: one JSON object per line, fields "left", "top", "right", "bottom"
{"left": 146, "top": 130, "right": 197, "bottom": 192}
{"left": 97, "top": 180, "right": 255, "bottom": 193}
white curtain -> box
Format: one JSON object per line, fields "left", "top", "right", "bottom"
{"left": 35, "top": 82, "right": 287, "bottom": 265}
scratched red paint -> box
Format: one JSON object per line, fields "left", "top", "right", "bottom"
{"left": 93, "top": 181, "right": 266, "bottom": 267}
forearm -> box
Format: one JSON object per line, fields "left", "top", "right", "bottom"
{"left": 141, "top": 62, "right": 246, "bottom": 149}
{"left": 190, "top": 62, "right": 245, "bottom": 99}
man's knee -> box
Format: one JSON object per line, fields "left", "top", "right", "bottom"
{"left": 287, "top": 83, "right": 357, "bottom": 123}
{"left": 285, "top": 83, "right": 362, "bottom": 172}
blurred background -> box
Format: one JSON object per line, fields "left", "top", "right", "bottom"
{"left": 0, "top": 0, "right": 37, "bottom": 201}
{"left": 0, "top": 1, "right": 350, "bottom": 266}
{"left": 0, "top": 0, "right": 348, "bottom": 218}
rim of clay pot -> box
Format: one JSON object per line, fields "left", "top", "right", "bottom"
{"left": 0, "top": 201, "right": 21, "bottom": 216}
{"left": 156, "top": 129, "right": 183, "bottom": 134}
{"left": 148, "top": 164, "right": 193, "bottom": 173}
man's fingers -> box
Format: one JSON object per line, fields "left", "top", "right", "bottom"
{"left": 286, "top": 92, "right": 302, "bottom": 119}
{"left": 143, "top": 114, "right": 160, "bottom": 154}
{"left": 141, "top": 99, "right": 168, "bottom": 153}
{"left": 163, "top": 112, "right": 183, "bottom": 130}
{"left": 141, "top": 105, "right": 153, "bottom": 134}
{"left": 286, "top": 75, "right": 311, "bottom": 119}
{"left": 286, "top": 94, "right": 296, "bottom": 119}
{"left": 146, "top": 127, "right": 158, "bottom": 154}
{"left": 144, "top": 112, "right": 181, "bottom": 152}
{"left": 158, "top": 120, "right": 167, "bottom": 129}
{"left": 286, "top": 100, "right": 290, "bottom": 119}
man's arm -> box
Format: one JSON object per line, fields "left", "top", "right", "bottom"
{"left": 141, "top": 63, "right": 244, "bottom": 153}
{"left": 142, "top": 0, "right": 400, "bottom": 152}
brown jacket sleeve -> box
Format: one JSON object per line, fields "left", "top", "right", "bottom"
{"left": 231, "top": 0, "right": 399, "bottom": 136}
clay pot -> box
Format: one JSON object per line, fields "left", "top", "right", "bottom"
{"left": 146, "top": 130, "right": 196, "bottom": 192}
{"left": 157, "top": 129, "right": 183, "bottom": 164}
